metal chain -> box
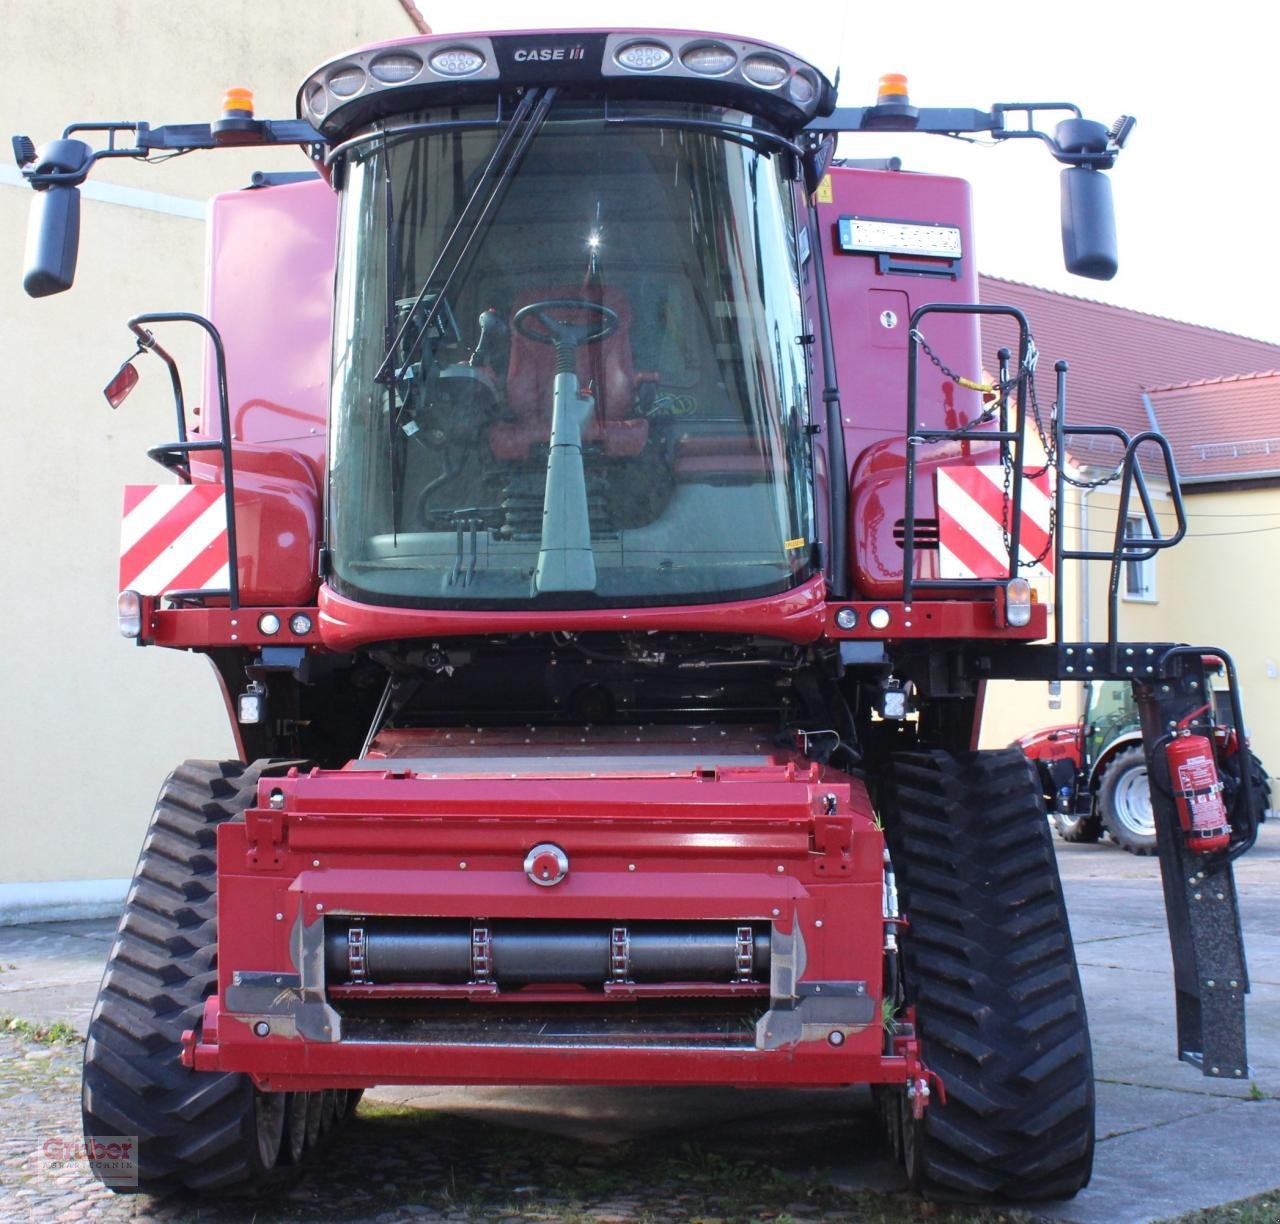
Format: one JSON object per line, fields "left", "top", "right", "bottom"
{"left": 1000, "top": 454, "right": 1057, "bottom": 569}
{"left": 910, "top": 328, "right": 1015, "bottom": 399}
{"left": 1025, "top": 371, "right": 1126, "bottom": 491}
{"left": 912, "top": 326, "right": 1106, "bottom": 571}
{"left": 915, "top": 325, "right": 1125, "bottom": 492}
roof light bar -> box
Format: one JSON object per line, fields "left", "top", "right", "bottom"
{"left": 299, "top": 30, "right": 833, "bottom": 140}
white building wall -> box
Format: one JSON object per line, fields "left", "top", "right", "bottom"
{"left": 1, "top": 1, "right": 417, "bottom": 918}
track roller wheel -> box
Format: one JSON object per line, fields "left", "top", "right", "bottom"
{"left": 881, "top": 748, "right": 1095, "bottom": 1201}
{"left": 282, "top": 1093, "right": 309, "bottom": 1165}
{"left": 81, "top": 759, "right": 351, "bottom": 1194}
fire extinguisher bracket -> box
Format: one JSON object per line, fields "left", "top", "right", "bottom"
{"left": 1133, "top": 653, "right": 1251, "bottom": 1080}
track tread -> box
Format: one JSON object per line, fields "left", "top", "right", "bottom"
{"left": 884, "top": 748, "right": 1095, "bottom": 1202}
{"left": 82, "top": 759, "right": 317, "bottom": 1195}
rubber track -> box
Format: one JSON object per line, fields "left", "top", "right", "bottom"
{"left": 884, "top": 749, "right": 1095, "bottom": 1200}
{"left": 82, "top": 760, "right": 302, "bottom": 1193}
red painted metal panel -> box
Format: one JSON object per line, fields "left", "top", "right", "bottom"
{"left": 213, "top": 444, "right": 321, "bottom": 605}
{"left": 816, "top": 166, "right": 983, "bottom": 456}
{"left": 823, "top": 598, "right": 1046, "bottom": 641}
{"left": 316, "top": 574, "right": 830, "bottom": 651}
{"left": 134, "top": 594, "right": 1044, "bottom": 646}
{"left": 195, "top": 1035, "right": 916, "bottom": 1092}
{"left": 201, "top": 763, "right": 894, "bottom": 1091}
{"left": 813, "top": 166, "right": 1007, "bottom": 601}
{"left": 201, "top": 178, "right": 337, "bottom": 485}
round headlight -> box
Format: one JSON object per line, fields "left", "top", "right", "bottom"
{"left": 370, "top": 51, "right": 423, "bottom": 84}
{"left": 258, "top": 613, "right": 282, "bottom": 636}
{"left": 741, "top": 53, "right": 789, "bottom": 89}
{"left": 327, "top": 64, "right": 366, "bottom": 98}
{"left": 616, "top": 40, "right": 673, "bottom": 71}
{"left": 788, "top": 72, "right": 817, "bottom": 105}
{"left": 835, "top": 607, "right": 858, "bottom": 631}
{"left": 429, "top": 46, "right": 486, "bottom": 77}
{"left": 289, "top": 613, "right": 314, "bottom": 636}
{"left": 680, "top": 42, "right": 737, "bottom": 76}
{"left": 868, "top": 607, "right": 892, "bottom": 630}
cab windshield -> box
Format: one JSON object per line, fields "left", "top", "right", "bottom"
{"left": 329, "top": 101, "right": 815, "bottom": 608}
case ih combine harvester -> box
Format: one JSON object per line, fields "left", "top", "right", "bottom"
{"left": 15, "top": 27, "right": 1261, "bottom": 1202}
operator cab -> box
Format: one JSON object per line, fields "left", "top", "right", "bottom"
{"left": 318, "top": 32, "right": 834, "bottom": 609}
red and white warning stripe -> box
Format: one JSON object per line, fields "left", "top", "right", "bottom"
{"left": 936, "top": 465, "right": 1053, "bottom": 580}
{"left": 119, "top": 485, "right": 230, "bottom": 595}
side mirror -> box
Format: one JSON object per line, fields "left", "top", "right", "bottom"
{"left": 1060, "top": 166, "right": 1118, "bottom": 281}
{"left": 24, "top": 186, "right": 82, "bottom": 297}
{"left": 21, "top": 138, "right": 93, "bottom": 298}
{"left": 103, "top": 357, "right": 140, "bottom": 408}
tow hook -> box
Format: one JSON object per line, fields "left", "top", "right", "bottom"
{"left": 906, "top": 1068, "right": 947, "bottom": 1119}
{"left": 907, "top": 1074, "right": 930, "bottom": 1119}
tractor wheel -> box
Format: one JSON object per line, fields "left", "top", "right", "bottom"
{"left": 1254, "top": 754, "right": 1272, "bottom": 822}
{"left": 881, "top": 749, "right": 1095, "bottom": 1201}
{"left": 1097, "top": 746, "right": 1157, "bottom": 855}
{"left": 1052, "top": 808, "right": 1103, "bottom": 844}
{"left": 1252, "top": 752, "right": 1272, "bottom": 822}
{"left": 1222, "top": 749, "right": 1271, "bottom": 825}
{"left": 82, "top": 759, "right": 344, "bottom": 1194}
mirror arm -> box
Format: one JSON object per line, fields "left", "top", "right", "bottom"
{"left": 14, "top": 117, "right": 326, "bottom": 189}
{"left": 803, "top": 100, "right": 1128, "bottom": 171}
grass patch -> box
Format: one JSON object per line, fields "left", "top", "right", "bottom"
{"left": 0, "top": 1014, "right": 81, "bottom": 1044}
{"left": 1164, "top": 1189, "right": 1280, "bottom": 1222}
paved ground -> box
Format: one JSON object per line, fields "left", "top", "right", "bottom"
{"left": 0, "top": 824, "right": 1276, "bottom": 1222}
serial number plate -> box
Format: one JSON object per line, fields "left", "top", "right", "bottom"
{"left": 837, "top": 216, "right": 963, "bottom": 259}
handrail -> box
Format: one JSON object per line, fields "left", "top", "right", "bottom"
{"left": 1053, "top": 379, "right": 1186, "bottom": 659}
{"left": 127, "top": 311, "right": 240, "bottom": 610}
{"left": 902, "top": 303, "right": 1032, "bottom": 604}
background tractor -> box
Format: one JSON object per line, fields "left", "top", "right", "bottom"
{"left": 1020, "top": 678, "right": 1271, "bottom": 854}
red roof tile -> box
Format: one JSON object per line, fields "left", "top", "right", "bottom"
{"left": 1148, "top": 372, "right": 1280, "bottom": 480}
{"left": 979, "top": 276, "right": 1280, "bottom": 479}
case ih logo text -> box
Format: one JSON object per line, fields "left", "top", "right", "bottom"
{"left": 513, "top": 45, "right": 586, "bottom": 62}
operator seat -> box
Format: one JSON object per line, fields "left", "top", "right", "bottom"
{"left": 490, "top": 283, "right": 651, "bottom": 460}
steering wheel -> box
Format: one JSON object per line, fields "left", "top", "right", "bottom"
{"left": 512, "top": 298, "right": 619, "bottom": 349}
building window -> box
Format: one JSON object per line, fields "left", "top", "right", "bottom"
{"left": 1123, "top": 515, "right": 1157, "bottom": 601}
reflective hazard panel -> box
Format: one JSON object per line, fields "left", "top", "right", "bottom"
{"left": 119, "top": 485, "right": 230, "bottom": 595}
{"left": 936, "top": 465, "right": 1053, "bottom": 580}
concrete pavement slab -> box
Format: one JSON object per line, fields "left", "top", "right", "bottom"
{"left": 1040, "top": 1098, "right": 1280, "bottom": 1224}
{"left": 0, "top": 919, "right": 114, "bottom": 1032}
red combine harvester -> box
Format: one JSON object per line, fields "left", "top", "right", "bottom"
{"left": 15, "top": 29, "right": 1260, "bottom": 1202}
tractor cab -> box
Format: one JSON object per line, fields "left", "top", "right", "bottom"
{"left": 325, "top": 81, "right": 819, "bottom": 607}
{"left": 1082, "top": 678, "right": 1140, "bottom": 765}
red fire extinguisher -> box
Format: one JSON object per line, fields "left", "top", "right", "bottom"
{"left": 1166, "top": 725, "right": 1231, "bottom": 854}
